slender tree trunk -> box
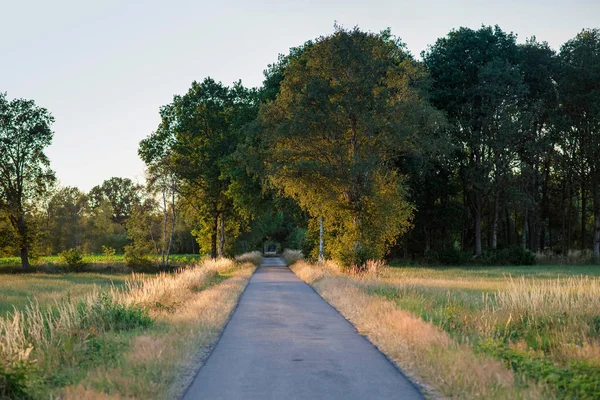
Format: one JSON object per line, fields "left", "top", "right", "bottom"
{"left": 319, "top": 216, "right": 324, "bottom": 263}
{"left": 582, "top": 183, "right": 587, "bottom": 250}
{"left": 16, "top": 214, "right": 30, "bottom": 271}
{"left": 218, "top": 214, "right": 225, "bottom": 257}
{"left": 166, "top": 187, "right": 176, "bottom": 267}
{"left": 474, "top": 191, "right": 482, "bottom": 256}
{"left": 162, "top": 190, "right": 168, "bottom": 267}
{"left": 522, "top": 208, "right": 529, "bottom": 249}
{"left": 594, "top": 211, "right": 600, "bottom": 261}
{"left": 492, "top": 194, "right": 499, "bottom": 250}
{"left": 505, "top": 207, "right": 512, "bottom": 246}
{"left": 593, "top": 180, "right": 600, "bottom": 261}
{"left": 211, "top": 214, "right": 218, "bottom": 259}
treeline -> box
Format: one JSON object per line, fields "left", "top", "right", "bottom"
{"left": 0, "top": 176, "right": 198, "bottom": 261}
{"left": 2, "top": 25, "right": 599, "bottom": 270}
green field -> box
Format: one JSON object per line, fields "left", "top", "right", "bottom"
{"left": 0, "top": 253, "right": 203, "bottom": 273}
{"left": 0, "top": 254, "right": 203, "bottom": 316}
{"left": 0, "top": 272, "right": 130, "bottom": 316}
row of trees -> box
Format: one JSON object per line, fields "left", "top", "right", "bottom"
{"left": 140, "top": 25, "right": 600, "bottom": 265}
{"left": 2, "top": 25, "right": 599, "bottom": 270}
{"left": 0, "top": 173, "right": 198, "bottom": 268}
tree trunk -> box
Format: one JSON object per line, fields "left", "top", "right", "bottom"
{"left": 474, "top": 190, "right": 482, "bottom": 256}
{"left": 218, "top": 214, "right": 225, "bottom": 258}
{"left": 16, "top": 215, "right": 30, "bottom": 271}
{"left": 522, "top": 208, "right": 528, "bottom": 249}
{"left": 166, "top": 187, "right": 176, "bottom": 267}
{"left": 505, "top": 207, "right": 512, "bottom": 246}
{"left": 582, "top": 184, "right": 587, "bottom": 250}
{"left": 594, "top": 209, "right": 600, "bottom": 261}
{"left": 319, "top": 216, "right": 324, "bottom": 263}
{"left": 211, "top": 214, "right": 218, "bottom": 259}
{"left": 492, "top": 194, "right": 499, "bottom": 249}
{"left": 162, "top": 190, "right": 168, "bottom": 266}
{"left": 594, "top": 181, "right": 600, "bottom": 261}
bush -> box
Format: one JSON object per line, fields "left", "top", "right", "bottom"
{"left": 437, "top": 247, "right": 472, "bottom": 265}
{"left": 477, "top": 247, "right": 536, "bottom": 266}
{"left": 89, "top": 293, "right": 153, "bottom": 331}
{"left": 123, "top": 245, "right": 155, "bottom": 272}
{"left": 0, "top": 361, "right": 32, "bottom": 399}
{"left": 102, "top": 245, "right": 116, "bottom": 260}
{"left": 59, "top": 248, "right": 88, "bottom": 272}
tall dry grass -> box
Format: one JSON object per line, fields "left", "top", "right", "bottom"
{"left": 281, "top": 249, "right": 304, "bottom": 265}
{"left": 64, "top": 266, "right": 256, "bottom": 399}
{"left": 291, "top": 260, "right": 544, "bottom": 399}
{"left": 0, "top": 253, "right": 261, "bottom": 397}
{"left": 234, "top": 251, "right": 263, "bottom": 267}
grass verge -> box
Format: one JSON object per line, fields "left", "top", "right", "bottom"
{"left": 288, "top": 259, "right": 561, "bottom": 399}
{"left": 0, "top": 252, "right": 262, "bottom": 399}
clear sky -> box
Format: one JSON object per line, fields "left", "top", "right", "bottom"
{"left": 2, "top": 0, "right": 598, "bottom": 191}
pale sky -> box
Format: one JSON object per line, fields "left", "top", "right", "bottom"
{"left": 2, "top": 0, "right": 598, "bottom": 191}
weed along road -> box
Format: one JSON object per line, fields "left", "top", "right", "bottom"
{"left": 183, "top": 257, "right": 422, "bottom": 400}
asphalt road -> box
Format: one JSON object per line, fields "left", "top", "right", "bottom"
{"left": 182, "top": 257, "right": 423, "bottom": 400}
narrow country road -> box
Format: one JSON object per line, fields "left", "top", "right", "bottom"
{"left": 183, "top": 258, "right": 423, "bottom": 400}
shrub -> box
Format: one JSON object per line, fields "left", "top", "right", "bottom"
{"left": 0, "top": 361, "right": 33, "bottom": 400}
{"left": 59, "top": 248, "right": 88, "bottom": 272}
{"left": 102, "top": 245, "right": 116, "bottom": 260}
{"left": 437, "top": 247, "right": 472, "bottom": 265}
{"left": 123, "top": 245, "right": 155, "bottom": 272}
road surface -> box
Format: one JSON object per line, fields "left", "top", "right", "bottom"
{"left": 183, "top": 257, "right": 422, "bottom": 399}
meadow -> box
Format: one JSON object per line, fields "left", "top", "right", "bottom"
{"left": 285, "top": 250, "right": 600, "bottom": 399}
{"left": 0, "top": 252, "right": 263, "bottom": 399}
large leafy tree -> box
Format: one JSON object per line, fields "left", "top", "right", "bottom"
{"left": 424, "top": 25, "right": 523, "bottom": 256}
{"left": 0, "top": 93, "right": 56, "bottom": 270}
{"left": 558, "top": 29, "right": 600, "bottom": 259}
{"left": 140, "top": 78, "right": 260, "bottom": 258}
{"left": 89, "top": 177, "right": 141, "bottom": 225}
{"left": 261, "top": 27, "right": 442, "bottom": 266}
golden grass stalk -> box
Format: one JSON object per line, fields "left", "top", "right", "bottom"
{"left": 291, "top": 261, "right": 542, "bottom": 399}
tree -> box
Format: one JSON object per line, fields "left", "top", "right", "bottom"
{"left": 89, "top": 177, "right": 141, "bottom": 225}
{"left": 140, "top": 79, "right": 260, "bottom": 258}
{"left": 424, "top": 25, "right": 523, "bottom": 256}
{"left": 558, "top": 29, "right": 600, "bottom": 260}
{"left": 45, "top": 186, "right": 86, "bottom": 253}
{"left": 0, "top": 93, "right": 55, "bottom": 270}
{"left": 261, "top": 27, "right": 441, "bottom": 266}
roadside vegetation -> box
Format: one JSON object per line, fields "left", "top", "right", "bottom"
{"left": 0, "top": 252, "right": 262, "bottom": 399}
{"left": 284, "top": 251, "right": 600, "bottom": 399}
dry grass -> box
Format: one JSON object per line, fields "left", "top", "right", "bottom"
{"left": 0, "top": 252, "right": 260, "bottom": 398}
{"left": 281, "top": 249, "right": 304, "bottom": 265}
{"left": 290, "top": 260, "right": 544, "bottom": 399}
{"left": 235, "top": 251, "right": 264, "bottom": 266}
{"left": 64, "top": 266, "right": 255, "bottom": 399}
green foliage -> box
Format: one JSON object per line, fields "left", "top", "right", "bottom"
{"left": 435, "top": 247, "right": 473, "bottom": 266}
{"left": 102, "top": 245, "right": 116, "bottom": 259}
{"left": 0, "top": 361, "right": 34, "bottom": 399}
{"left": 58, "top": 248, "right": 88, "bottom": 272}
{"left": 478, "top": 339, "right": 600, "bottom": 399}
{"left": 123, "top": 245, "right": 155, "bottom": 272}
{"left": 87, "top": 292, "right": 153, "bottom": 331}
{"left": 262, "top": 27, "right": 440, "bottom": 266}
{"left": 0, "top": 93, "right": 56, "bottom": 270}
